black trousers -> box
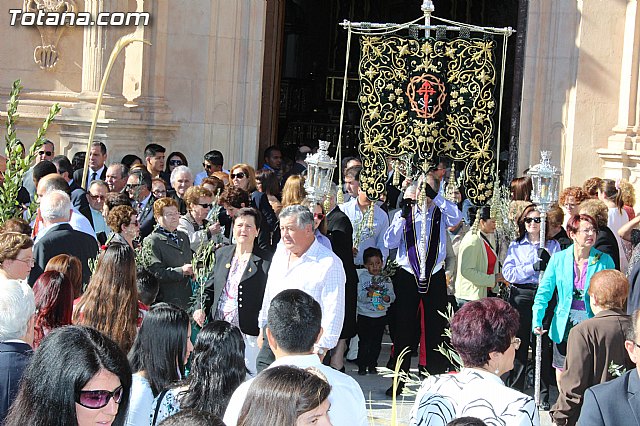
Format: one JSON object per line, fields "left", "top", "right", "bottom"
{"left": 505, "top": 285, "right": 552, "bottom": 403}
{"left": 388, "top": 268, "right": 449, "bottom": 379}
{"left": 255, "top": 329, "right": 276, "bottom": 373}
{"left": 356, "top": 314, "right": 387, "bottom": 368}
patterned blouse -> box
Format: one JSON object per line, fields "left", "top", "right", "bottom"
{"left": 410, "top": 368, "right": 540, "bottom": 426}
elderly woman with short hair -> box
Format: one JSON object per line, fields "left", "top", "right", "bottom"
{"left": 178, "top": 186, "right": 221, "bottom": 252}
{"left": 579, "top": 199, "right": 621, "bottom": 270}
{"left": 410, "top": 298, "right": 539, "bottom": 425}
{"left": 169, "top": 165, "right": 194, "bottom": 215}
{"left": 106, "top": 205, "right": 139, "bottom": 248}
{"left": 145, "top": 197, "right": 194, "bottom": 310}
{"left": 0, "top": 232, "right": 34, "bottom": 282}
{"left": 551, "top": 269, "right": 634, "bottom": 426}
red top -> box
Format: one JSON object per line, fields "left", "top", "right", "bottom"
{"left": 483, "top": 239, "right": 497, "bottom": 275}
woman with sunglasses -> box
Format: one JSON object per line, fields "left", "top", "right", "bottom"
{"left": 178, "top": 186, "right": 221, "bottom": 252}
{"left": 193, "top": 207, "right": 271, "bottom": 375}
{"left": 532, "top": 213, "right": 615, "bottom": 387}
{"left": 5, "top": 325, "right": 132, "bottom": 426}
{"left": 230, "top": 163, "right": 278, "bottom": 252}
{"left": 303, "top": 200, "right": 332, "bottom": 250}
{"left": 126, "top": 303, "right": 193, "bottom": 426}
{"left": 106, "top": 205, "right": 139, "bottom": 249}
{"left": 501, "top": 203, "right": 560, "bottom": 408}
{"left": 165, "top": 151, "right": 189, "bottom": 175}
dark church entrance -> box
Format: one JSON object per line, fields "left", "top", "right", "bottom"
{"left": 259, "top": 0, "right": 523, "bottom": 179}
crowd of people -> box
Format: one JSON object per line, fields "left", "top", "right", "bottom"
{"left": 1, "top": 140, "right": 640, "bottom": 425}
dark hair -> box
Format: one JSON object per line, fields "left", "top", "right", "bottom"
{"left": 263, "top": 146, "right": 281, "bottom": 160}
{"left": 219, "top": 186, "right": 250, "bottom": 209}
{"left": 294, "top": 145, "right": 312, "bottom": 161}
{"left": 204, "top": 150, "right": 224, "bottom": 166}
{"left": 145, "top": 143, "right": 166, "bottom": 158}
{"left": 121, "top": 154, "right": 143, "bottom": 169}
{"left": 51, "top": 155, "right": 73, "bottom": 176}
{"left": 566, "top": 214, "right": 598, "bottom": 235}
{"left": 267, "top": 289, "right": 321, "bottom": 353}
{"left": 128, "top": 303, "right": 190, "bottom": 396}
{"left": 450, "top": 298, "right": 519, "bottom": 368}
{"left": 237, "top": 366, "right": 331, "bottom": 426}
{"left": 255, "top": 169, "right": 281, "bottom": 198}
{"left": 234, "top": 207, "right": 262, "bottom": 231}
{"left": 71, "top": 152, "right": 86, "bottom": 173}
{"left": 33, "top": 271, "right": 74, "bottom": 348}
{"left": 165, "top": 151, "right": 189, "bottom": 173}
{"left": 583, "top": 177, "right": 604, "bottom": 198}
{"left": 516, "top": 204, "right": 551, "bottom": 242}
{"left": 158, "top": 410, "right": 225, "bottom": 426}
{"left": 180, "top": 321, "right": 246, "bottom": 417}
{"left": 341, "top": 156, "right": 361, "bottom": 172}
{"left": 344, "top": 165, "right": 362, "bottom": 181}
{"left": 74, "top": 243, "right": 139, "bottom": 354}
{"left": 447, "top": 417, "right": 488, "bottom": 426}
{"left": 33, "top": 160, "right": 58, "bottom": 184}
{"left": 136, "top": 267, "right": 159, "bottom": 306}
{"left": 363, "top": 247, "right": 383, "bottom": 264}
{"left": 468, "top": 206, "right": 492, "bottom": 224}
{"left": 599, "top": 179, "right": 625, "bottom": 212}
{"left": 104, "top": 192, "right": 132, "bottom": 212}
{"left": 510, "top": 176, "right": 533, "bottom": 201}
{"left": 626, "top": 309, "right": 640, "bottom": 341}
{"left": 5, "top": 326, "right": 132, "bottom": 426}
{"left": 130, "top": 167, "right": 152, "bottom": 191}
{"left": 89, "top": 142, "right": 107, "bottom": 155}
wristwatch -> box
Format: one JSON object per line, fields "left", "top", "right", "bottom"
{"left": 314, "top": 344, "right": 326, "bottom": 356}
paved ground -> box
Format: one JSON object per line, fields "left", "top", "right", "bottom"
{"left": 343, "top": 336, "right": 556, "bottom": 425}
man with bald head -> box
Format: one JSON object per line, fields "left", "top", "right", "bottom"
{"left": 28, "top": 190, "right": 98, "bottom": 286}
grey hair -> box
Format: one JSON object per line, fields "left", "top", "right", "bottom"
{"left": 327, "top": 183, "right": 338, "bottom": 200}
{"left": 40, "top": 190, "right": 72, "bottom": 222}
{"left": 170, "top": 165, "right": 193, "bottom": 186}
{"left": 88, "top": 180, "right": 109, "bottom": 192}
{"left": 108, "top": 162, "right": 128, "bottom": 178}
{"left": 0, "top": 280, "right": 35, "bottom": 340}
{"left": 279, "top": 204, "right": 314, "bottom": 229}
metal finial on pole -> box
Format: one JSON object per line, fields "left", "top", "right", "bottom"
{"left": 421, "top": 1, "right": 435, "bottom": 38}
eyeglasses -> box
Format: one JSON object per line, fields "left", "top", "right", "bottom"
{"left": 634, "top": 342, "right": 640, "bottom": 350}
{"left": 125, "top": 183, "right": 142, "bottom": 191}
{"left": 203, "top": 163, "right": 213, "bottom": 170}
{"left": 88, "top": 193, "right": 106, "bottom": 201}
{"left": 198, "top": 203, "right": 212, "bottom": 209}
{"left": 511, "top": 337, "right": 521, "bottom": 350}
{"left": 163, "top": 211, "right": 180, "bottom": 218}
{"left": 563, "top": 203, "right": 578, "bottom": 209}
{"left": 169, "top": 159, "right": 183, "bottom": 166}
{"left": 152, "top": 190, "right": 167, "bottom": 196}
{"left": 38, "top": 150, "right": 53, "bottom": 157}
{"left": 577, "top": 227, "right": 597, "bottom": 235}
{"left": 129, "top": 220, "right": 140, "bottom": 227}
{"left": 13, "top": 257, "right": 35, "bottom": 266}
{"left": 76, "top": 385, "right": 123, "bottom": 409}
{"left": 230, "top": 172, "right": 246, "bottom": 180}
{"left": 524, "top": 217, "right": 542, "bottom": 224}
{"left": 314, "top": 213, "right": 325, "bottom": 220}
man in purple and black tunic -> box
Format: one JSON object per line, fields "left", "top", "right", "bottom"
{"left": 383, "top": 172, "right": 462, "bottom": 396}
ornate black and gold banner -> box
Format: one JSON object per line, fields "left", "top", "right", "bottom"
{"left": 358, "top": 35, "right": 497, "bottom": 204}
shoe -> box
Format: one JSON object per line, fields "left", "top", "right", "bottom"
{"left": 368, "top": 366, "right": 377, "bottom": 374}
{"left": 358, "top": 366, "right": 367, "bottom": 375}
{"left": 385, "top": 384, "right": 404, "bottom": 397}
{"left": 539, "top": 401, "right": 550, "bottom": 411}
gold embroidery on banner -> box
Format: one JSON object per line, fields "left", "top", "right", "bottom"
{"left": 358, "top": 36, "right": 497, "bottom": 205}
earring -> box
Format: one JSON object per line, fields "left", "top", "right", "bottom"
{"left": 494, "top": 368, "right": 500, "bottom": 375}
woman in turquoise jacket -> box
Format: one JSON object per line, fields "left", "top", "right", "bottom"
{"left": 532, "top": 213, "right": 615, "bottom": 384}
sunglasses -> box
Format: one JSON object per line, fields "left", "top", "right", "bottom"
{"left": 524, "top": 217, "right": 542, "bottom": 224}
{"left": 230, "top": 172, "right": 246, "bottom": 180}
{"left": 88, "top": 193, "right": 106, "bottom": 200}
{"left": 38, "top": 150, "right": 53, "bottom": 156}
{"left": 169, "top": 159, "right": 183, "bottom": 166}
{"left": 314, "top": 213, "right": 325, "bottom": 220}
{"left": 203, "top": 163, "right": 213, "bottom": 170}
{"left": 76, "top": 385, "right": 123, "bottom": 409}
{"left": 198, "top": 203, "right": 212, "bottom": 209}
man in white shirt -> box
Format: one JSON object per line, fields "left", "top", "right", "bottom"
{"left": 224, "top": 289, "right": 367, "bottom": 426}
{"left": 255, "top": 205, "right": 346, "bottom": 372}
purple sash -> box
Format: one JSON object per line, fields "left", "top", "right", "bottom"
{"left": 404, "top": 205, "right": 441, "bottom": 293}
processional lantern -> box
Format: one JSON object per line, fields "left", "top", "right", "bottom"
{"left": 527, "top": 151, "right": 560, "bottom": 209}
{"left": 304, "top": 140, "right": 337, "bottom": 204}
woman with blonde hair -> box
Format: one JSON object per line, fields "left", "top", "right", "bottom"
{"left": 281, "top": 174, "right": 306, "bottom": 208}
{"left": 73, "top": 243, "right": 139, "bottom": 354}
{"left": 618, "top": 179, "right": 636, "bottom": 220}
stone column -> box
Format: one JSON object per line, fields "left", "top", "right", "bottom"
{"left": 79, "top": 0, "right": 106, "bottom": 98}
